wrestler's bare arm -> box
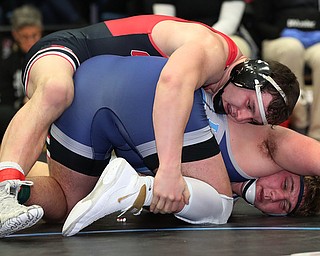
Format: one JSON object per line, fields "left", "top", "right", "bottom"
{"left": 0, "top": 56, "right": 74, "bottom": 174}
{"left": 150, "top": 20, "right": 230, "bottom": 213}
{"left": 266, "top": 125, "right": 320, "bottom": 176}
{"left": 228, "top": 118, "right": 320, "bottom": 177}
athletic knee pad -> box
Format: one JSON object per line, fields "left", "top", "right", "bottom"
{"left": 174, "top": 177, "right": 233, "bottom": 224}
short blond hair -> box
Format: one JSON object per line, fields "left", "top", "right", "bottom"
{"left": 11, "top": 5, "right": 43, "bottom": 31}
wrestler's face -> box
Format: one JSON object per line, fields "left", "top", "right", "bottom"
{"left": 253, "top": 170, "right": 302, "bottom": 215}
{"left": 221, "top": 82, "right": 272, "bottom": 125}
{"left": 12, "top": 25, "right": 42, "bottom": 53}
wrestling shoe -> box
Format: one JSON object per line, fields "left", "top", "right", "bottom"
{"left": 62, "top": 158, "right": 151, "bottom": 237}
{"left": 0, "top": 180, "right": 44, "bottom": 238}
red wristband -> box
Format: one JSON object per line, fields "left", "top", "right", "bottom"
{"left": 0, "top": 168, "right": 25, "bottom": 182}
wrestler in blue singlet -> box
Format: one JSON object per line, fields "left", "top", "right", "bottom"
{"left": 48, "top": 55, "right": 218, "bottom": 176}
{"left": 47, "top": 55, "right": 251, "bottom": 182}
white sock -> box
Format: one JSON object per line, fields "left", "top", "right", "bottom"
{"left": 141, "top": 176, "right": 153, "bottom": 206}
{"left": 140, "top": 176, "right": 233, "bottom": 224}
{"left": 175, "top": 177, "right": 233, "bottom": 224}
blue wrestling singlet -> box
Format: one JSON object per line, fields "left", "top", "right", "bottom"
{"left": 47, "top": 55, "right": 253, "bottom": 182}
{"left": 47, "top": 55, "right": 219, "bottom": 176}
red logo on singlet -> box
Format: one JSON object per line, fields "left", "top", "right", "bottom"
{"left": 131, "top": 50, "right": 150, "bottom": 56}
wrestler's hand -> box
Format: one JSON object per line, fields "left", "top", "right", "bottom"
{"left": 150, "top": 168, "right": 190, "bottom": 214}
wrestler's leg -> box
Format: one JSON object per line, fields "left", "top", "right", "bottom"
{"left": 63, "top": 158, "right": 154, "bottom": 236}
{"left": 174, "top": 177, "right": 233, "bottom": 224}
{"left": 151, "top": 154, "right": 232, "bottom": 214}
{"left": 28, "top": 158, "right": 232, "bottom": 223}
{"left": 181, "top": 154, "right": 232, "bottom": 197}
{"left": 26, "top": 159, "right": 98, "bottom": 222}
{"left": 0, "top": 56, "right": 74, "bottom": 237}
{"left": 63, "top": 156, "right": 233, "bottom": 236}
{"left": 175, "top": 154, "right": 233, "bottom": 224}
{"left": 0, "top": 55, "right": 74, "bottom": 175}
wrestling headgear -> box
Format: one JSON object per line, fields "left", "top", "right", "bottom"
{"left": 241, "top": 177, "right": 305, "bottom": 216}
{"left": 241, "top": 179, "right": 257, "bottom": 205}
{"left": 213, "top": 60, "right": 288, "bottom": 124}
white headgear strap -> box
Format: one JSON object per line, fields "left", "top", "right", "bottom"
{"left": 254, "top": 79, "right": 268, "bottom": 125}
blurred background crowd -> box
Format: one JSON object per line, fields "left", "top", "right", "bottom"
{"left": 0, "top": 0, "right": 319, "bottom": 143}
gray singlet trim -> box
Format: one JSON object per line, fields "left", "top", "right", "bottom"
{"left": 224, "top": 120, "right": 255, "bottom": 180}
{"left": 50, "top": 124, "right": 94, "bottom": 159}
{"left": 137, "top": 125, "right": 213, "bottom": 158}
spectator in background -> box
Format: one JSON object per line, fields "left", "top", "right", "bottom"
{"left": 0, "top": 0, "right": 86, "bottom": 26}
{"left": 0, "top": 4, "right": 42, "bottom": 144}
{"left": 251, "top": 0, "right": 320, "bottom": 140}
{"left": 148, "top": 0, "right": 253, "bottom": 58}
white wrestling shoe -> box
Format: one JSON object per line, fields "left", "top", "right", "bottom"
{"left": 0, "top": 180, "right": 44, "bottom": 238}
{"left": 62, "top": 158, "right": 151, "bottom": 237}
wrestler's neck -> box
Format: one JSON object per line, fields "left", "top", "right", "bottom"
{"left": 204, "top": 55, "right": 248, "bottom": 96}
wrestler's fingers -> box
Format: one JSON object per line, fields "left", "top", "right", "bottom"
{"left": 157, "top": 198, "right": 183, "bottom": 214}
{"left": 153, "top": 198, "right": 165, "bottom": 214}
{"left": 150, "top": 196, "right": 159, "bottom": 212}
{"left": 171, "top": 201, "right": 184, "bottom": 213}
{"left": 163, "top": 200, "right": 173, "bottom": 213}
{"left": 183, "top": 184, "right": 190, "bottom": 205}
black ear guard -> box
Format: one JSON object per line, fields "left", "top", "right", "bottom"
{"left": 230, "top": 59, "right": 272, "bottom": 90}
{"left": 213, "top": 60, "right": 288, "bottom": 124}
{"left": 213, "top": 85, "right": 227, "bottom": 114}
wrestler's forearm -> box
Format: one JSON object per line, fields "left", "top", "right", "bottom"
{"left": 152, "top": 45, "right": 207, "bottom": 174}
{"left": 151, "top": 59, "right": 200, "bottom": 211}
{"left": 152, "top": 83, "right": 191, "bottom": 210}
{"left": 153, "top": 77, "right": 194, "bottom": 175}
{"left": 0, "top": 103, "right": 48, "bottom": 173}
{"left": 0, "top": 100, "right": 54, "bottom": 175}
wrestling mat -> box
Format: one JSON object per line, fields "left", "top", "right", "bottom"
{"left": 2, "top": 199, "right": 320, "bottom": 256}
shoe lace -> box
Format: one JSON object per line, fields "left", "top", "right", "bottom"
{"left": 0, "top": 180, "right": 35, "bottom": 216}
{"left": 1, "top": 180, "right": 33, "bottom": 199}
